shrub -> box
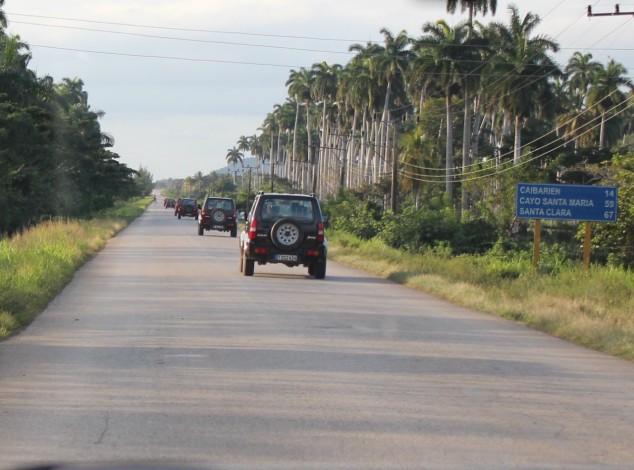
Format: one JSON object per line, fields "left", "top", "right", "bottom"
{"left": 378, "top": 206, "right": 461, "bottom": 251}
{"left": 452, "top": 218, "right": 498, "bottom": 255}
{"left": 328, "top": 200, "right": 381, "bottom": 240}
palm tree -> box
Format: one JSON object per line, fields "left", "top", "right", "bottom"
{"left": 311, "top": 61, "right": 342, "bottom": 193}
{"left": 412, "top": 20, "right": 471, "bottom": 200}
{"left": 225, "top": 147, "right": 244, "bottom": 183}
{"left": 587, "top": 59, "right": 633, "bottom": 149}
{"left": 54, "top": 77, "right": 89, "bottom": 110}
{"left": 286, "top": 67, "right": 314, "bottom": 191}
{"left": 488, "top": 5, "right": 560, "bottom": 164}
{"left": 565, "top": 52, "right": 602, "bottom": 98}
{"left": 445, "top": 0, "right": 497, "bottom": 25}
{"left": 0, "top": 0, "right": 7, "bottom": 29}
{"left": 191, "top": 171, "right": 205, "bottom": 198}
{"left": 0, "top": 34, "right": 31, "bottom": 70}
{"left": 0, "top": 34, "right": 35, "bottom": 106}
{"left": 341, "top": 48, "right": 384, "bottom": 185}
{"left": 270, "top": 99, "right": 297, "bottom": 180}
{"left": 237, "top": 135, "right": 251, "bottom": 155}
{"left": 259, "top": 111, "right": 280, "bottom": 190}
{"left": 555, "top": 53, "right": 602, "bottom": 148}
{"left": 351, "top": 29, "right": 413, "bottom": 187}
{"left": 247, "top": 134, "right": 266, "bottom": 186}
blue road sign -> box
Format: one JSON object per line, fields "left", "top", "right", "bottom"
{"left": 516, "top": 183, "right": 618, "bottom": 222}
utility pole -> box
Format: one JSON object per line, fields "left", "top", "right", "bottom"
{"left": 587, "top": 4, "right": 634, "bottom": 17}
{"left": 245, "top": 167, "right": 253, "bottom": 215}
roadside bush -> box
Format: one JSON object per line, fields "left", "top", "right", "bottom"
{"left": 0, "top": 197, "right": 148, "bottom": 339}
{"left": 378, "top": 206, "right": 460, "bottom": 251}
{"left": 326, "top": 230, "right": 362, "bottom": 249}
{"left": 328, "top": 200, "right": 381, "bottom": 239}
{"left": 589, "top": 153, "right": 634, "bottom": 269}
{"left": 451, "top": 218, "right": 498, "bottom": 255}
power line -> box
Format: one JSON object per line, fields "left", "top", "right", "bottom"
{"left": 587, "top": 4, "right": 634, "bottom": 17}
{"left": 11, "top": 20, "right": 355, "bottom": 56}
{"left": 397, "top": 97, "right": 634, "bottom": 184}
{"left": 400, "top": 88, "right": 630, "bottom": 174}
{"left": 6, "top": 12, "right": 361, "bottom": 43}
{"left": 28, "top": 44, "right": 302, "bottom": 68}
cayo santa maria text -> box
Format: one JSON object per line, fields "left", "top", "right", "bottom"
{"left": 515, "top": 183, "right": 618, "bottom": 222}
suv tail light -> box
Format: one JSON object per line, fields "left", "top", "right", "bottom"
{"left": 317, "top": 223, "right": 324, "bottom": 243}
{"left": 249, "top": 219, "right": 257, "bottom": 241}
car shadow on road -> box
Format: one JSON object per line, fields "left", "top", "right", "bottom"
{"left": 248, "top": 272, "right": 390, "bottom": 285}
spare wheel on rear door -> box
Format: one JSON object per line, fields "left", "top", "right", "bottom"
{"left": 271, "top": 218, "right": 303, "bottom": 251}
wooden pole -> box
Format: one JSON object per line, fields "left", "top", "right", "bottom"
{"left": 532, "top": 219, "right": 542, "bottom": 270}
{"left": 584, "top": 222, "right": 592, "bottom": 268}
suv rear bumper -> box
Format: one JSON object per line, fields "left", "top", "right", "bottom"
{"left": 245, "top": 243, "right": 326, "bottom": 266}
{"left": 200, "top": 219, "right": 236, "bottom": 231}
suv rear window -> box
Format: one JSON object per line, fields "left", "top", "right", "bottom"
{"left": 259, "top": 197, "right": 314, "bottom": 222}
{"left": 206, "top": 199, "right": 234, "bottom": 210}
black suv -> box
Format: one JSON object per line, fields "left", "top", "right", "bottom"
{"left": 198, "top": 197, "right": 237, "bottom": 237}
{"left": 239, "top": 192, "right": 327, "bottom": 279}
{"left": 176, "top": 198, "right": 198, "bottom": 219}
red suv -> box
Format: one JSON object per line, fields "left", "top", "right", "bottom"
{"left": 176, "top": 198, "right": 198, "bottom": 219}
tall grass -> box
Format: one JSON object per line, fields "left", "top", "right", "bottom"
{"left": 327, "top": 229, "right": 634, "bottom": 361}
{"left": 0, "top": 198, "right": 150, "bottom": 338}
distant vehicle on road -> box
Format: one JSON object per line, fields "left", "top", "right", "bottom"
{"left": 164, "top": 197, "right": 176, "bottom": 208}
{"left": 176, "top": 198, "right": 198, "bottom": 220}
{"left": 198, "top": 197, "right": 237, "bottom": 237}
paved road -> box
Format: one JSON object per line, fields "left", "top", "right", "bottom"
{"left": 1, "top": 201, "right": 633, "bottom": 469}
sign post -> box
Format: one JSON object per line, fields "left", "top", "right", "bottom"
{"left": 583, "top": 222, "right": 592, "bottom": 268}
{"left": 516, "top": 183, "right": 618, "bottom": 269}
{"left": 532, "top": 219, "right": 542, "bottom": 269}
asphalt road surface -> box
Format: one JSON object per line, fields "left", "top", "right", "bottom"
{"left": 1, "top": 200, "right": 633, "bottom": 470}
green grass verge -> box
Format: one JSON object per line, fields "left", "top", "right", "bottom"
{"left": 327, "top": 229, "right": 634, "bottom": 362}
{"left": 0, "top": 197, "right": 151, "bottom": 339}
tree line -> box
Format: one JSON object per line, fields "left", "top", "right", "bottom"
{"left": 216, "top": 3, "right": 634, "bottom": 266}
{"left": 0, "top": 2, "right": 146, "bottom": 237}
{"left": 225, "top": 5, "right": 632, "bottom": 203}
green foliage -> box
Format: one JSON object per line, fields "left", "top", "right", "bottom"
{"left": 378, "top": 206, "right": 460, "bottom": 250}
{"left": 331, "top": 201, "right": 381, "bottom": 239}
{"left": 0, "top": 54, "right": 137, "bottom": 236}
{"left": 590, "top": 153, "right": 634, "bottom": 269}
{"left": 134, "top": 166, "right": 155, "bottom": 196}
{"left": 327, "top": 228, "right": 634, "bottom": 361}
{"left": 324, "top": 192, "right": 382, "bottom": 239}
{"left": 0, "top": 197, "right": 147, "bottom": 339}
{"left": 324, "top": 192, "right": 498, "bottom": 255}
{"left": 207, "top": 174, "right": 237, "bottom": 197}
{"left": 452, "top": 217, "right": 498, "bottom": 254}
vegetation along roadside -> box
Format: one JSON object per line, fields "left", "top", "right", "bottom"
{"left": 326, "top": 228, "right": 634, "bottom": 363}
{"left": 0, "top": 197, "right": 151, "bottom": 339}
{"left": 3, "top": 193, "right": 633, "bottom": 365}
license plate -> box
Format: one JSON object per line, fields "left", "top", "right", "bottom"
{"left": 275, "top": 254, "right": 298, "bottom": 262}
{"left": 213, "top": 225, "right": 224, "bottom": 229}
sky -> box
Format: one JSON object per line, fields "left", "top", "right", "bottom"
{"left": 5, "top": 0, "right": 633, "bottom": 181}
